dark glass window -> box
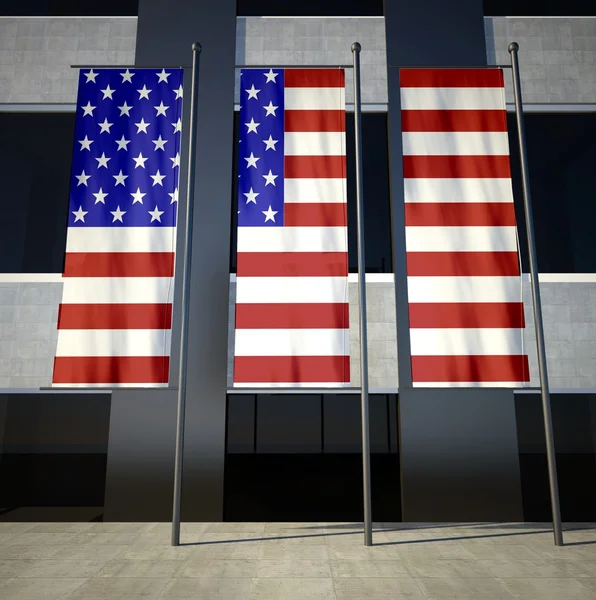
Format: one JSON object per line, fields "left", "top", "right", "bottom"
{"left": 0, "top": 112, "right": 74, "bottom": 273}
{"left": 226, "top": 395, "right": 256, "bottom": 453}
{"left": 237, "top": 0, "right": 383, "bottom": 16}
{"left": 508, "top": 112, "right": 596, "bottom": 273}
{"left": 1, "top": 0, "right": 138, "bottom": 16}
{"left": 484, "top": 1, "right": 596, "bottom": 16}
{"left": 230, "top": 111, "right": 392, "bottom": 273}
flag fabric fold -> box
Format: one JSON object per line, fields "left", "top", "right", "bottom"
{"left": 52, "top": 68, "right": 184, "bottom": 387}
{"left": 233, "top": 68, "right": 350, "bottom": 388}
{"left": 400, "top": 68, "right": 530, "bottom": 387}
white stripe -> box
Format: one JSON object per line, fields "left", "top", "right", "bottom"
{"left": 401, "top": 88, "right": 505, "bottom": 110}
{"left": 410, "top": 328, "right": 524, "bottom": 356}
{"left": 284, "top": 131, "right": 346, "bottom": 156}
{"left": 404, "top": 178, "right": 514, "bottom": 203}
{"left": 402, "top": 132, "right": 510, "bottom": 156}
{"left": 232, "top": 382, "right": 352, "bottom": 388}
{"left": 413, "top": 381, "right": 529, "bottom": 388}
{"left": 236, "top": 276, "right": 349, "bottom": 304}
{"left": 405, "top": 226, "right": 518, "bottom": 252}
{"left": 61, "top": 277, "right": 174, "bottom": 304}
{"left": 407, "top": 276, "right": 522, "bottom": 303}
{"left": 285, "top": 87, "right": 346, "bottom": 110}
{"left": 235, "top": 328, "right": 349, "bottom": 356}
{"left": 55, "top": 329, "right": 172, "bottom": 357}
{"left": 284, "top": 178, "right": 347, "bottom": 203}
{"left": 66, "top": 227, "right": 177, "bottom": 253}
{"left": 237, "top": 227, "right": 347, "bottom": 252}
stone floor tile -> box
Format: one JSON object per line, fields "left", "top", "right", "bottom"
{"left": 333, "top": 577, "right": 426, "bottom": 599}
{"left": 0, "top": 577, "right": 87, "bottom": 600}
{"left": 180, "top": 542, "right": 262, "bottom": 560}
{"left": 119, "top": 543, "right": 196, "bottom": 561}
{"left": 176, "top": 558, "right": 257, "bottom": 578}
{"left": 97, "top": 558, "right": 182, "bottom": 578}
{"left": 4, "top": 533, "right": 78, "bottom": 546}
{"left": 0, "top": 533, "right": 16, "bottom": 544}
{"left": 480, "top": 559, "right": 569, "bottom": 578}
{"left": 258, "top": 543, "right": 329, "bottom": 560}
{"left": 16, "top": 559, "right": 106, "bottom": 578}
{"left": 24, "top": 523, "right": 95, "bottom": 534}
{"left": 415, "top": 577, "right": 516, "bottom": 599}
{"left": 499, "top": 577, "right": 595, "bottom": 600}
{"left": 254, "top": 559, "right": 331, "bottom": 578}
{"left": 404, "top": 558, "right": 493, "bottom": 578}
{"left": 529, "top": 543, "right": 596, "bottom": 560}
{"left": 0, "top": 523, "right": 37, "bottom": 534}
{"left": 552, "top": 560, "right": 596, "bottom": 577}
{"left": 0, "top": 560, "right": 34, "bottom": 578}
{"left": 392, "top": 542, "right": 475, "bottom": 560}
{"left": 205, "top": 523, "right": 266, "bottom": 534}
{"left": 50, "top": 544, "right": 128, "bottom": 560}
{"left": 248, "top": 577, "right": 336, "bottom": 600}
{"left": 329, "top": 559, "right": 410, "bottom": 577}
{"left": 160, "top": 577, "right": 252, "bottom": 599}
{"left": 69, "top": 532, "right": 143, "bottom": 545}
{"left": 86, "top": 523, "right": 153, "bottom": 534}
{"left": 577, "top": 578, "right": 596, "bottom": 592}
{"left": 67, "top": 576, "right": 169, "bottom": 600}
{"left": 462, "top": 543, "right": 544, "bottom": 559}
{"left": 0, "top": 545, "right": 62, "bottom": 560}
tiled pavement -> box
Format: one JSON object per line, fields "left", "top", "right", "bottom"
{"left": 0, "top": 522, "right": 595, "bottom": 599}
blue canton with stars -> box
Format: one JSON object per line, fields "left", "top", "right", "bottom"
{"left": 238, "top": 69, "right": 284, "bottom": 227}
{"left": 69, "top": 68, "right": 184, "bottom": 227}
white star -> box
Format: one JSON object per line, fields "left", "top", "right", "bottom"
{"left": 135, "top": 118, "right": 150, "bottom": 133}
{"left": 118, "top": 101, "right": 132, "bottom": 116}
{"left": 93, "top": 188, "right": 108, "bottom": 204}
{"left": 263, "top": 170, "right": 278, "bottom": 186}
{"left": 263, "top": 135, "right": 278, "bottom": 151}
{"left": 84, "top": 69, "right": 98, "bottom": 83}
{"left": 263, "top": 101, "right": 278, "bottom": 116}
{"left": 172, "top": 118, "right": 182, "bottom": 133}
{"left": 95, "top": 153, "right": 110, "bottom": 168}
{"left": 130, "top": 188, "right": 146, "bottom": 204}
{"left": 78, "top": 135, "right": 93, "bottom": 151}
{"left": 174, "top": 85, "right": 183, "bottom": 99}
{"left": 148, "top": 205, "right": 165, "bottom": 222}
{"left": 150, "top": 170, "right": 166, "bottom": 186}
{"left": 137, "top": 85, "right": 152, "bottom": 99}
{"left": 72, "top": 206, "right": 88, "bottom": 222}
{"left": 243, "top": 187, "right": 259, "bottom": 204}
{"left": 157, "top": 69, "right": 171, "bottom": 83}
{"left": 133, "top": 152, "right": 148, "bottom": 168}
{"left": 154, "top": 101, "right": 169, "bottom": 116}
{"left": 113, "top": 170, "right": 128, "bottom": 186}
{"left": 120, "top": 69, "right": 134, "bottom": 83}
{"left": 170, "top": 153, "right": 180, "bottom": 168}
{"left": 81, "top": 101, "right": 95, "bottom": 117}
{"left": 264, "top": 69, "right": 279, "bottom": 83}
{"left": 115, "top": 135, "right": 131, "bottom": 151}
{"left": 245, "top": 118, "right": 259, "bottom": 134}
{"left": 244, "top": 152, "right": 260, "bottom": 169}
{"left": 245, "top": 84, "right": 260, "bottom": 99}
{"left": 152, "top": 135, "right": 168, "bottom": 151}
{"left": 76, "top": 170, "right": 90, "bottom": 186}
{"left": 98, "top": 118, "right": 113, "bottom": 134}
{"left": 110, "top": 206, "right": 126, "bottom": 223}
{"left": 168, "top": 188, "right": 179, "bottom": 204}
{"left": 100, "top": 84, "right": 115, "bottom": 100}
{"left": 262, "top": 205, "right": 278, "bottom": 222}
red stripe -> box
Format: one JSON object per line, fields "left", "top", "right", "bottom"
{"left": 57, "top": 303, "right": 172, "bottom": 330}
{"left": 52, "top": 356, "right": 170, "bottom": 384}
{"left": 401, "top": 109, "right": 507, "bottom": 132}
{"left": 411, "top": 355, "right": 530, "bottom": 383}
{"left": 237, "top": 252, "right": 348, "bottom": 277}
{"left": 409, "top": 302, "right": 526, "bottom": 329}
{"left": 407, "top": 252, "right": 520, "bottom": 276}
{"left": 285, "top": 110, "right": 346, "bottom": 132}
{"left": 400, "top": 68, "right": 504, "bottom": 88}
{"left": 284, "top": 203, "right": 347, "bottom": 226}
{"left": 285, "top": 69, "right": 345, "bottom": 88}
{"left": 285, "top": 155, "right": 346, "bottom": 178}
{"left": 234, "top": 355, "right": 350, "bottom": 384}
{"left": 63, "top": 252, "right": 175, "bottom": 277}
{"left": 405, "top": 203, "right": 517, "bottom": 226}
{"left": 236, "top": 303, "right": 349, "bottom": 329}
{"left": 403, "top": 155, "right": 511, "bottom": 178}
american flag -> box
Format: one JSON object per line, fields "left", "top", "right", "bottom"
{"left": 233, "top": 68, "right": 350, "bottom": 387}
{"left": 400, "top": 68, "right": 529, "bottom": 387}
{"left": 51, "top": 68, "right": 184, "bottom": 387}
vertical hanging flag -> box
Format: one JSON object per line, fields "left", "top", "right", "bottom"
{"left": 233, "top": 68, "right": 350, "bottom": 388}
{"left": 52, "top": 68, "right": 184, "bottom": 387}
{"left": 400, "top": 68, "right": 530, "bottom": 387}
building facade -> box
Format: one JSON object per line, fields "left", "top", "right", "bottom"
{"left": 0, "top": 1, "right": 595, "bottom": 522}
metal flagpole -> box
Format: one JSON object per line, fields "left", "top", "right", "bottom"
{"left": 352, "top": 42, "right": 373, "bottom": 547}
{"left": 172, "top": 42, "right": 202, "bottom": 547}
{"left": 508, "top": 42, "right": 563, "bottom": 547}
